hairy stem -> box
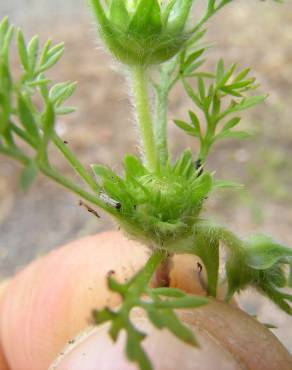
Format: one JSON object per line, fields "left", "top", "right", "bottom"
{"left": 0, "top": 145, "right": 111, "bottom": 211}
{"left": 195, "top": 220, "right": 244, "bottom": 254}
{"left": 190, "top": 0, "right": 233, "bottom": 35}
{"left": 198, "top": 140, "right": 212, "bottom": 163}
{"left": 196, "top": 237, "right": 219, "bottom": 298}
{"left": 52, "top": 133, "right": 101, "bottom": 193}
{"left": 154, "top": 88, "right": 168, "bottom": 166}
{"left": 129, "top": 249, "right": 166, "bottom": 297}
{"left": 10, "top": 122, "right": 38, "bottom": 149}
{"left": 130, "top": 65, "right": 158, "bottom": 171}
{"left": 39, "top": 163, "right": 116, "bottom": 215}
{"left": 154, "top": 58, "right": 179, "bottom": 167}
{"left": 0, "top": 146, "right": 30, "bottom": 165}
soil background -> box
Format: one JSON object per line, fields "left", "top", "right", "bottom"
{"left": 1, "top": 0, "right": 292, "bottom": 352}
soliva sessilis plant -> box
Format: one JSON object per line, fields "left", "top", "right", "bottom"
{"left": 0, "top": 0, "right": 290, "bottom": 369}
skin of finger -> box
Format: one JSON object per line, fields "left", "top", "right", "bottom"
{"left": 50, "top": 317, "right": 240, "bottom": 370}
{"left": 0, "top": 230, "right": 270, "bottom": 370}
{"left": 52, "top": 301, "right": 292, "bottom": 370}
{"left": 179, "top": 301, "right": 292, "bottom": 370}
{"left": 0, "top": 281, "right": 10, "bottom": 370}
{"left": 0, "top": 231, "right": 149, "bottom": 370}
{"left": 0, "top": 230, "right": 211, "bottom": 370}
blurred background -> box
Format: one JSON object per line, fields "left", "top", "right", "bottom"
{"left": 1, "top": 0, "right": 292, "bottom": 351}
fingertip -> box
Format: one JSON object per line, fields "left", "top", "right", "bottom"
{"left": 49, "top": 314, "right": 239, "bottom": 370}
{"left": 49, "top": 326, "right": 134, "bottom": 370}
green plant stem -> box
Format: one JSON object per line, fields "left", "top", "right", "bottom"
{"left": 154, "top": 88, "right": 168, "bottom": 166}
{"left": 153, "top": 59, "right": 179, "bottom": 167}
{"left": 199, "top": 135, "right": 214, "bottom": 163}
{"left": 190, "top": 0, "right": 232, "bottom": 35}
{"left": 195, "top": 237, "right": 219, "bottom": 298}
{"left": 195, "top": 220, "right": 244, "bottom": 254}
{"left": 199, "top": 139, "right": 212, "bottom": 163}
{"left": 2, "top": 128, "right": 15, "bottom": 148}
{"left": 117, "top": 249, "right": 166, "bottom": 317}
{"left": 10, "top": 122, "right": 38, "bottom": 149}
{"left": 39, "top": 163, "right": 116, "bottom": 214}
{"left": 2, "top": 142, "right": 116, "bottom": 213}
{"left": 131, "top": 249, "right": 166, "bottom": 296}
{"left": 199, "top": 108, "right": 216, "bottom": 163}
{"left": 52, "top": 133, "right": 101, "bottom": 193}
{"left": 130, "top": 65, "right": 158, "bottom": 172}
{"left": 0, "top": 146, "right": 29, "bottom": 165}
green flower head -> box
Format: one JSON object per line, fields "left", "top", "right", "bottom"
{"left": 89, "top": 0, "right": 195, "bottom": 66}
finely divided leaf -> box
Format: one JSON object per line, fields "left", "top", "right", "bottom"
{"left": 38, "top": 42, "right": 64, "bottom": 72}
{"left": 17, "top": 94, "right": 40, "bottom": 139}
{"left": 55, "top": 106, "right": 76, "bottom": 115}
{"left": 49, "top": 81, "right": 77, "bottom": 106}
{"left": 126, "top": 327, "right": 152, "bottom": 370}
{"left": 40, "top": 102, "right": 55, "bottom": 155}
{"left": 245, "top": 234, "right": 292, "bottom": 270}
{"left": 231, "top": 95, "right": 267, "bottom": 112}
{"left": 216, "top": 130, "right": 251, "bottom": 141}
{"left": 20, "top": 160, "right": 38, "bottom": 190}
{"left": 154, "top": 295, "right": 208, "bottom": 309}
{"left": 214, "top": 179, "right": 243, "bottom": 189}
{"left": 150, "top": 287, "right": 186, "bottom": 298}
{"left": 27, "top": 35, "right": 39, "bottom": 72}
{"left": 216, "top": 58, "right": 225, "bottom": 84}
{"left": 222, "top": 117, "right": 241, "bottom": 131}
{"left": 158, "top": 309, "right": 198, "bottom": 346}
{"left": 174, "top": 119, "right": 200, "bottom": 137}
{"left": 17, "top": 30, "right": 29, "bottom": 71}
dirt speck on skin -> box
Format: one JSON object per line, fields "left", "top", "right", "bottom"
{"left": 1, "top": 0, "right": 292, "bottom": 352}
{"left": 107, "top": 270, "right": 116, "bottom": 277}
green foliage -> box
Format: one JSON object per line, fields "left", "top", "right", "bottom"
{"left": 89, "top": 0, "right": 197, "bottom": 66}
{"left": 0, "top": 18, "right": 69, "bottom": 167}
{"left": 20, "top": 160, "right": 38, "bottom": 190}
{"left": 92, "top": 250, "right": 208, "bottom": 370}
{"left": 225, "top": 234, "right": 292, "bottom": 314}
{"left": 17, "top": 29, "right": 65, "bottom": 79}
{"left": 49, "top": 81, "right": 77, "bottom": 115}
{"left": 92, "top": 150, "right": 213, "bottom": 246}
{"left": 164, "top": 221, "right": 292, "bottom": 313}
{"left": 175, "top": 60, "right": 266, "bottom": 162}
{"left": 0, "top": 1, "right": 290, "bottom": 369}
{"left": 0, "top": 17, "right": 111, "bottom": 211}
{"left": 0, "top": 18, "right": 95, "bottom": 195}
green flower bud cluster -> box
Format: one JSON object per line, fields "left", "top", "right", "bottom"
{"left": 89, "top": 0, "right": 195, "bottom": 66}
{"left": 92, "top": 150, "right": 213, "bottom": 247}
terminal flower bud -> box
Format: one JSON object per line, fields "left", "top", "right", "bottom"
{"left": 90, "top": 0, "right": 195, "bottom": 66}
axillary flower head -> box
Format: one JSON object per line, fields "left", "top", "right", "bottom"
{"left": 89, "top": 0, "right": 195, "bottom": 66}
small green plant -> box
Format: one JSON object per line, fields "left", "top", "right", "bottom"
{"left": 0, "top": 1, "right": 290, "bottom": 369}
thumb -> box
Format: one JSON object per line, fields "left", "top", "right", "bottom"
{"left": 49, "top": 313, "right": 238, "bottom": 370}
{"left": 49, "top": 301, "right": 292, "bottom": 370}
